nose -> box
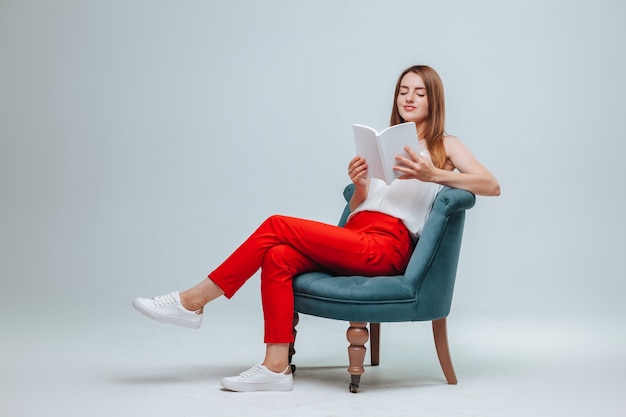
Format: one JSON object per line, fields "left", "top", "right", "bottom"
{"left": 405, "top": 93, "right": 415, "bottom": 103}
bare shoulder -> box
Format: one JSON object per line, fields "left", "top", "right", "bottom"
{"left": 442, "top": 134, "right": 490, "bottom": 174}
{"left": 443, "top": 135, "right": 472, "bottom": 156}
{"left": 440, "top": 135, "right": 463, "bottom": 171}
{"left": 443, "top": 135, "right": 464, "bottom": 149}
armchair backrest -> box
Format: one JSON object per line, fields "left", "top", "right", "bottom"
{"left": 339, "top": 184, "right": 475, "bottom": 319}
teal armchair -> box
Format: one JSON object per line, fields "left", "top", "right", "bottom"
{"left": 291, "top": 184, "right": 476, "bottom": 392}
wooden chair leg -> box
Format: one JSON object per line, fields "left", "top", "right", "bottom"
{"left": 347, "top": 322, "right": 369, "bottom": 393}
{"left": 432, "top": 317, "right": 458, "bottom": 384}
{"left": 369, "top": 322, "right": 380, "bottom": 366}
{"left": 289, "top": 312, "right": 299, "bottom": 373}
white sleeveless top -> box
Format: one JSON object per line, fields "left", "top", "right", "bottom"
{"left": 348, "top": 178, "right": 441, "bottom": 237}
{"left": 348, "top": 144, "right": 442, "bottom": 237}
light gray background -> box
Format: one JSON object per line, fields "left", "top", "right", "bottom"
{"left": 1, "top": 1, "right": 625, "bottom": 416}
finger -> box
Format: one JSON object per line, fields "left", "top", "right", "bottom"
{"left": 395, "top": 155, "right": 411, "bottom": 165}
{"left": 394, "top": 155, "right": 415, "bottom": 171}
{"left": 348, "top": 156, "right": 358, "bottom": 171}
{"left": 354, "top": 166, "right": 368, "bottom": 177}
{"left": 403, "top": 146, "right": 421, "bottom": 160}
{"left": 348, "top": 162, "right": 357, "bottom": 174}
{"left": 352, "top": 164, "right": 367, "bottom": 179}
{"left": 350, "top": 155, "right": 365, "bottom": 166}
{"left": 393, "top": 165, "right": 411, "bottom": 175}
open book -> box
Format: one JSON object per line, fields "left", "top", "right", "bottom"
{"left": 352, "top": 121, "right": 419, "bottom": 184}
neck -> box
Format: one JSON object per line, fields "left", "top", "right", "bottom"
{"left": 415, "top": 123, "right": 426, "bottom": 140}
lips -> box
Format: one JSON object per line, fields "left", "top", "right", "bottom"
{"left": 403, "top": 106, "right": 416, "bottom": 111}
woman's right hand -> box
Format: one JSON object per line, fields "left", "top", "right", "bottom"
{"left": 348, "top": 156, "right": 370, "bottom": 211}
{"left": 348, "top": 156, "right": 368, "bottom": 187}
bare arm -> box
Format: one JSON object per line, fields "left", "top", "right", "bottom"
{"left": 394, "top": 136, "right": 500, "bottom": 196}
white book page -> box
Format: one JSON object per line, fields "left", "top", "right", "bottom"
{"left": 353, "top": 124, "right": 385, "bottom": 181}
{"left": 378, "top": 122, "right": 418, "bottom": 183}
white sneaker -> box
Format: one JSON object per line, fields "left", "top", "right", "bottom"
{"left": 221, "top": 364, "right": 293, "bottom": 392}
{"left": 132, "top": 291, "right": 202, "bottom": 329}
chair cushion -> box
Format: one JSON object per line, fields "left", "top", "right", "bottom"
{"left": 293, "top": 271, "right": 420, "bottom": 322}
{"left": 292, "top": 272, "right": 414, "bottom": 303}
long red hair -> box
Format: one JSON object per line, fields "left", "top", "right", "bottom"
{"left": 390, "top": 65, "right": 447, "bottom": 169}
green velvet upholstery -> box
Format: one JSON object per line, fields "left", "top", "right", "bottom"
{"left": 293, "top": 184, "right": 475, "bottom": 323}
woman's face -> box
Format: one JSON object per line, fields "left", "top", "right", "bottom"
{"left": 397, "top": 72, "right": 429, "bottom": 125}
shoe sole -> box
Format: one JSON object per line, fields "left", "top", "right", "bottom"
{"left": 220, "top": 379, "right": 293, "bottom": 392}
{"left": 132, "top": 299, "right": 201, "bottom": 329}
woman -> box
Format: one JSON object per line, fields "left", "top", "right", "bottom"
{"left": 133, "top": 65, "right": 500, "bottom": 392}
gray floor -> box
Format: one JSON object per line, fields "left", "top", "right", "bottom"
{"left": 3, "top": 288, "right": 624, "bottom": 417}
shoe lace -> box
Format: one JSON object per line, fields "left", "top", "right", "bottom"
{"left": 239, "top": 365, "right": 264, "bottom": 378}
{"left": 153, "top": 292, "right": 178, "bottom": 307}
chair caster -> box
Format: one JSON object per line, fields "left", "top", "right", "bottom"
{"left": 349, "top": 375, "right": 360, "bottom": 393}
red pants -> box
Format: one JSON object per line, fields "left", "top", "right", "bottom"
{"left": 209, "top": 211, "right": 413, "bottom": 343}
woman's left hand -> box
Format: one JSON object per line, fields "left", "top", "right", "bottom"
{"left": 394, "top": 146, "right": 438, "bottom": 182}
